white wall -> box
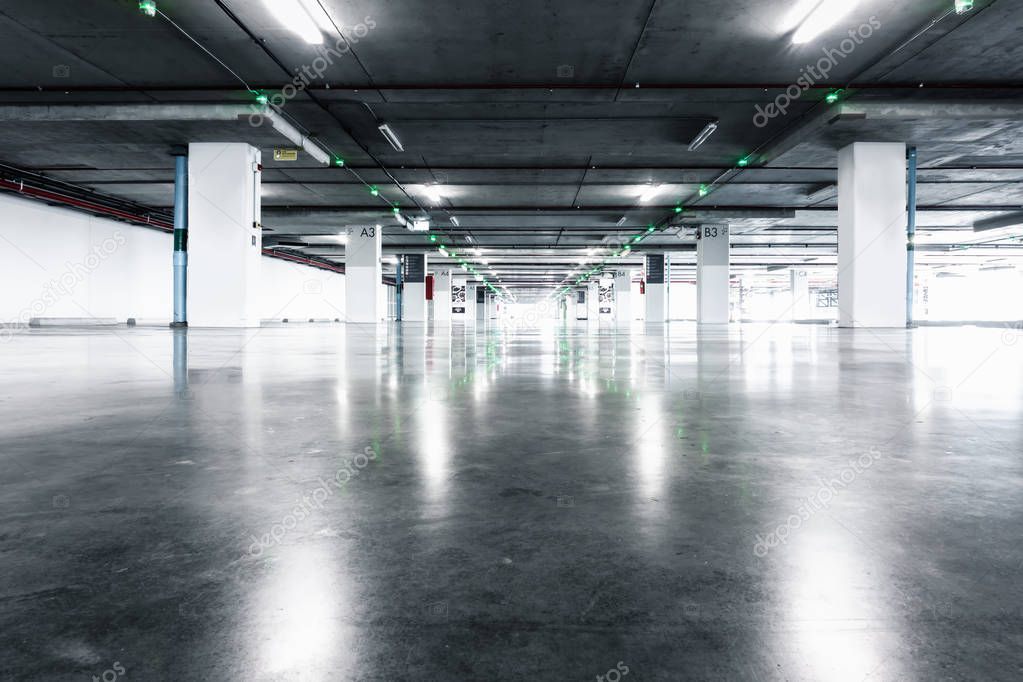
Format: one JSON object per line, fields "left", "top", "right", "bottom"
{"left": 0, "top": 192, "right": 345, "bottom": 326}
{"left": 0, "top": 192, "right": 172, "bottom": 324}
{"left": 260, "top": 257, "right": 346, "bottom": 322}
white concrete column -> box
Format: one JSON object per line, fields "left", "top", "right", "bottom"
{"left": 586, "top": 281, "right": 600, "bottom": 323}
{"left": 345, "top": 225, "right": 382, "bottom": 323}
{"left": 614, "top": 271, "right": 633, "bottom": 324}
{"left": 434, "top": 270, "right": 452, "bottom": 323}
{"left": 790, "top": 268, "right": 810, "bottom": 321}
{"left": 187, "top": 143, "right": 262, "bottom": 327}
{"left": 838, "top": 142, "right": 908, "bottom": 328}
{"left": 697, "top": 225, "right": 730, "bottom": 324}
{"left": 403, "top": 254, "right": 428, "bottom": 322}
{"left": 475, "top": 285, "right": 486, "bottom": 322}
{"left": 645, "top": 254, "right": 668, "bottom": 323}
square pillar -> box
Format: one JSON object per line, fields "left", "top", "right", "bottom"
{"left": 586, "top": 281, "right": 600, "bottom": 323}
{"left": 345, "top": 225, "right": 382, "bottom": 323}
{"left": 434, "top": 270, "right": 452, "bottom": 322}
{"left": 645, "top": 254, "right": 668, "bottom": 323}
{"left": 403, "top": 254, "right": 428, "bottom": 322}
{"left": 187, "top": 143, "right": 262, "bottom": 327}
{"left": 838, "top": 142, "right": 908, "bottom": 328}
{"left": 790, "top": 269, "right": 810, "bottom": 321}
{"left": 474, "top": 285, "right": 486, "bottom": 322}
{"left": 697, "top": 225, "right": 729, "bottom": 324}
{"left": 614, "top": 271, "right": 633, "bottom": 324}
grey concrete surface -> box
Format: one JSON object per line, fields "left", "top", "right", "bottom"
{"left": 1, "top": 322, "right": 1021, "bottom": 680}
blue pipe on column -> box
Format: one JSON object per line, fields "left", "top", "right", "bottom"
{"left": 906, "top": 147, "right": 917, "bottom": 328}
{"left": 171, "top": 153, "right": 188, "bottom": 328}
{"left": 395, "top": 255, "right": 403, "bottom": 322}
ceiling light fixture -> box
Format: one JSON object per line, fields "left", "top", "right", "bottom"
{"left": 616, "top": 216, "right": 628, "bottom": 227}
{"left": 792, "top": 0, "right": 860, "bottom": 45}
{"left": 779, "top": 0, "right": 823, "bottom": 33}
{"left": 639, "top": 184, "right": 668, "bottom": 203}
{"left": 377, "top": 123, "right": 404, "bottom": 152}
{"left": 263, "top": 0, "right": 325, "bottom": 45}
{"left": 410, "top": 218, "right": 430, "bottom": 232}
{"left": 422, "top": 185, "right": 445, "bottom": 204}
{"left": 298, "top": 0, "right": 337, "bottom": 32}
{"left": 450, "top": 216, "right": 460, "bottom": 227}
{"left": 688, "top": 121, "right": 719, "bottom": 151}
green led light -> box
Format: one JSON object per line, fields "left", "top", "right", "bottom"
{"left": 825, "top": 89, "right": 843, "bottom": 104}
{"left": 392, "top": 206, "right": 400, "bottom": 214}
{"left": 429, "top": 234, "right": 437, "bottom": 242}
{"left": 254, "top": 92, "right": 269, "bottom": 106}
{"left": 633, "top": 235, "right": 642, "bottom": 243}
{"left": 369, "top": 185, "right": 379, "bottom": 196}
{"left": 699, "top": 184, "right": 710, "bottom": 197}
{"left": 955, "top": 0, "right": 974, "bottom": 14}
{"left": 333, "top": 157, "right": 345, "bottom": 167}
{"left": 674, "top": 205, "right": 683, "bottom": 214}
{"left": 648, "top": 225, "right": 656, "bottom": 233}
{"left": 139, "top": 0, "right": 157, "bottom": 17}
{"left": 738, "top": 155, "right": 752, "bottom": 168}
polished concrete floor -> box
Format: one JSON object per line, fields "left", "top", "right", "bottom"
{"left": 1, "top": 321, "right": 1022, "bottom": 680}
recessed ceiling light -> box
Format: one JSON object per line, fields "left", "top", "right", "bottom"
{"left": 779, "top": 0, "right": 823, "bottom": 33}
{"left": 639, "top": 184, "right": 668, "bottom": 202}
{"left": 377, "top": 123, "right": 404, "bottom": 152}
{"left": 422, "top": 185, "right": 445, "bottom": 204}
{"left": 263, "top": 0, "right": 324, "bottom": 44}
{"left": 792, "top": 0, "right": 859, "bottom": 44}
{"left": 688, "top": 121, "right": 719, "bottom": 151}
{"left": 298, "top": 0, "right": 336, "bottom": 32}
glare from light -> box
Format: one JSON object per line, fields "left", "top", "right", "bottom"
{"left": 639, "top": 184, "right": 668, "bottom": 203}
{"left": 421, "top": 185, "right": 446, "bottom": 204}
{"left": 792, "top": 0, "right": 859, "bottom": 44}
{"left": 779, "top": 0, "right": 823, "bottom": 33}
{"left": 264, "top": 0, "right": 324, "bottom": 44}
{"left": 299, "top": 0, "right": 337, "bottom": 32}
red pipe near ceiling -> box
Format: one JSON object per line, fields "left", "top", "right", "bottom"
{"left": 261, "top": 248, "right": 343, "bottom": 273}
{"left": 0, "top": 177, "right": 343, "bottom": 275}
{"left": 0, "top": 177, "right": 174, "bottom": 230}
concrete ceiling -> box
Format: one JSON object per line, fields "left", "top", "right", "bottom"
{"left": 1, "top": 0, "right": 1022, "bottom": 287}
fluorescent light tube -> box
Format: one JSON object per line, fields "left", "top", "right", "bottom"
{"left": 410, "top": 219, "right": 430, "bottom": 232}
{"left": 688, "top": 121, "right": 719, "bottom": 151}
{"left": 422, "top": 185, "right": 445, "bottom": 203}
{"left": 264, "top": 0, "right": 324, "bottom": 44}
{"left": 639, "top": 184, "right": 668, "bottom": 203}
{"left": 616, "top": 216, "right": 628, "bottom": 226}
{"left": 450, "top": 216, "right": 460, "bottom": 227}
{"left": 298, "top": 0, "right": 336, "bottom": 32}
{"left": 377, "top": 123, "right": 404, "bottom": 152}
{"left": 792, "top": 0, "right": 859, "bottom": 44}
{"left": 265, "top": 110, "right": 330, "bottom": 165}
{"left": 780, "top": 0, "right": 823, "bottom": 33}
